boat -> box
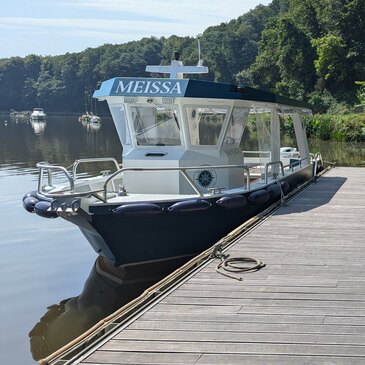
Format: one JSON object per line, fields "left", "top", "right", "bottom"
{"left": 22, "top": 52, "right": 323, "bottom": 277}
{"left": 30, "top": 108, "right": 47, "bottom": 121}
{"left": 78, "top": 111, "right": 101, "bottom": 124}
{"left": 79, "top": 87, "right": 102, "bottom": 124}
{"left": 9, "top": 109, "right": 31, "bottom": 121}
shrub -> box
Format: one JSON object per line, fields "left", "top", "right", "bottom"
{"left": 310, "top": 113, "right": 365, "bottom": 141}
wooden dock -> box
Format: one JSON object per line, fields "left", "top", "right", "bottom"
{"left": 74, "top": 166, "right": 365, "bottom": 364}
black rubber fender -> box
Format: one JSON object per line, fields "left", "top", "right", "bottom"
{"left": 23, "top": 196, "right": 39, "bottom": 213}
{"left": 167, "top": 199, "right": 211, "bottom": 213}
{"left": 216, "top": 195, "right": 247, "bottom": 209}
{"left": 114, "top": 203, "right": 162, "bottom": 217}
{"left": 248, "top": 190, "right": 270, "bottom": 204}
{"left": 22, "top": 190, "right": 38, "bottom": 201}
{"left": 266, "top": 184, "right": 282, "bottom": 198}
{"left": 34, "top": 201, "right": 58, "bottom": 218}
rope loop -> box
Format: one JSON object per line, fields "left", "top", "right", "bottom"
{"left": 211, "top": 244, "right": 266, "bottom": 281}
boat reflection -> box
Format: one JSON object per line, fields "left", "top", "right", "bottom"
{"left": 28, "top": 255, "right": 179, "bottom": 361}
{"left": 86, "top": 121, "right": 101, "bottom": 132}
{"left": 30, "top": 120, "right": 47, "bottom": 135}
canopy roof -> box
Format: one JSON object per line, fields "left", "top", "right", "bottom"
{"left": 93, "top": 77, "right": 310, "bottom": 109}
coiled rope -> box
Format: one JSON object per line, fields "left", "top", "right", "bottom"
{"left": 211, "top": 244, "right": 266, "bottom": 281}
{"left": 211, "top": 174, "right": 291, "bottom": 281}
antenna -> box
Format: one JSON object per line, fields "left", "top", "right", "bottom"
{"left": 145, "top": 51, "right": 208, "bottom": 78}
{"left": 197, "top": 34, "right": 203, "bottom": 66}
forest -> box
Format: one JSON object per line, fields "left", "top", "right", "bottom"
{"left": 0, "top": 0, "right": 364, "bottom": 116}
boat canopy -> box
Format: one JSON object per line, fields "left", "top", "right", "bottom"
{"left": 91, "top": 57, "right": 311, "bottom": 195}
{"left": 94, "top": 77, "right": 310, "bottom": 110}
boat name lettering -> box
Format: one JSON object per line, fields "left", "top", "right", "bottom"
{"left": 224, "top": 148, "right": 241, "bottom": 156}
{"left": 115, "top": 80, "right": 183, "bottom": 95}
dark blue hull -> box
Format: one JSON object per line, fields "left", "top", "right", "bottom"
{"left": 77, "top": 166, "right": 313, "bottom": 266}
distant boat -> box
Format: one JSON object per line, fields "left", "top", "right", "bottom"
{"left": 79, "top": 86, "right": 102, "bottom": 124}
{"left": 9, "top": 109, "right": 31, "bottom": 120}
{"left": 30, "top": 108, "right": 46, "bottom": 121}
{"left": 78, "top": 111, "right": 101, "bottom": 124}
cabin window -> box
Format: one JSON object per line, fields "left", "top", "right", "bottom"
{"left": 131, "top": 106, "right": 181, "bottom": 146}
{"left": 109, "top": 104, "right": 132, "bottom": 147}
{"left": 255, "top": 108, "right": 272, "bottom": 153}
{"left": 223, "top": 107, "right": 250, "bottom": 146}
{"left": 240, "top": 108, "right": 273, "bottom": 176}
{"left": 186, "top": 106, "right": 227, "bottom": 146}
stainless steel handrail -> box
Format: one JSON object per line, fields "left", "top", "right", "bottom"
{"left": 103, "top": 164, "right": 251, "bottom": 201}
{"left": 37, "top": 155, "right": 312, "bottom": 203}
{"left": 264, "top": 161, "right": 285, "bottom": 184}
{"left": 282, "top": 157, "right": 309, "bottom": 173}
{"left": 36, "top": 159, "right": 120, "bottom": 198}
{"left": 37, "top": 162, "right": 75, "bottom": 193}
{"left": 35, "top": 162, "right": 251, "bottom": 202}
{"left": 312, "top": 152, "right": 323, "bottom": 175}
{"left": 72, "top": 158, "right": 120, "bottom": 180}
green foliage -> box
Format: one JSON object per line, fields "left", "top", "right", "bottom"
{"left": 310, "top": 114, "right": 365, "bottom": 141}
{"left": 0, "top": 0, "right": 363, "bottom": 115}
{"left": 312, "top": 35, "right": 347, "bottom": 83}
{"left": 307, "top": 90, "right": 355, "bottom": 114}
{"left": 250, "top": 14, "right": 316, "bottom": 99}
{"left": 355, "top": 81, "right": 365, "bottom": 110}
{"left": 251, "top": 0, "right": 365, "bottom": 109}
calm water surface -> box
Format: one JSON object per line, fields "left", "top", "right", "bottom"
{"left": 0, "top": 115, "right": 141, "bottom": 365}
{"left": 0, "top": 114, "right": 364, "bottom": 365}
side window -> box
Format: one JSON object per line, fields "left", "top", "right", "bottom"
{"left": 223, "top": 107, "right": 250, "bottom": 146}
{"left": 186, "top": 106, "right": 228, "bottom": 146}
{"left": 109, "top": 104, "right": 131, "bottom": 147}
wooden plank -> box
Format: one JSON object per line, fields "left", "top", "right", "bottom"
{"left": 139, "top": 312, "right": 325, "bottom": 325}
{"left": 169, "top": 289, "right": 365, "bottom": 302}
{"left": 238, "top": 306, "right": 365, "bottom": 316}
{"left": 128, "top": 320, "right": 365, "bottom": 335}
{"left": 177, "top": 284, "right": 365, "bottom": 295}
{"left": 82, "top": 351, "right": 201, "bottom": 364}
{"left": 115, "top": 329, "right": 365, "bottom": 346}
{"left": 148, "top": 304, "right": 243, "bottom": 313}
{"left": 162, "top": 297, "right": 365, "bottom": 309}
{"left": 324, "top": 316, "right": 365, "bottom": 325}
{"left": 186, "top": 277, "right": 339, "bottom": 286}
{"left": 100, "top": 339, "right": 365, "bottom": 357}
{"left": 196, "top": 354, "right": 365, "bottom": 365}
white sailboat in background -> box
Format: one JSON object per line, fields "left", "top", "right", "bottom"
{"left": 79, "top": 88, "right": 101, "bottom": 125}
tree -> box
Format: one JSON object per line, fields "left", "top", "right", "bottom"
{"left": 312, "top": 35, "right": 347, "bottom": 89}
{"left": 250, "top": 26, "right": 280, "bottom": 92}
{"left": 275, "top": 16, "right": 316, "bottom": 98}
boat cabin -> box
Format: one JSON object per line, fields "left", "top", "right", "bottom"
{"left": 93, "top": 59, "right": 311, "bottom": 196}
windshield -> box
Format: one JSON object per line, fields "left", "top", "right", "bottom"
{"left": 131, "top": 105, "right": 181, "bottom": 146}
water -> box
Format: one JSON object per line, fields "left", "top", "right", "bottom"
{"left": 0, "top": 115, "right": 131, "bottom": 365}
{"left": 1, "top": 114, "right": 364, "bottom": 365}
{"left": 310, "top": 138, "right": 365, "bottom": 167}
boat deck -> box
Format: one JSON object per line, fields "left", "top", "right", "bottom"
{"left": 75, "top": 166, "right": 365, "bottom": 364}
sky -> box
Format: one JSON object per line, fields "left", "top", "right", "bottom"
{"left": 0, "top": 0, "right": 272, "bottom": 59}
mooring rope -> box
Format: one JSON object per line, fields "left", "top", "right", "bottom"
{"left": 211, "top": 244, "right": 266, "bottom": 281}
